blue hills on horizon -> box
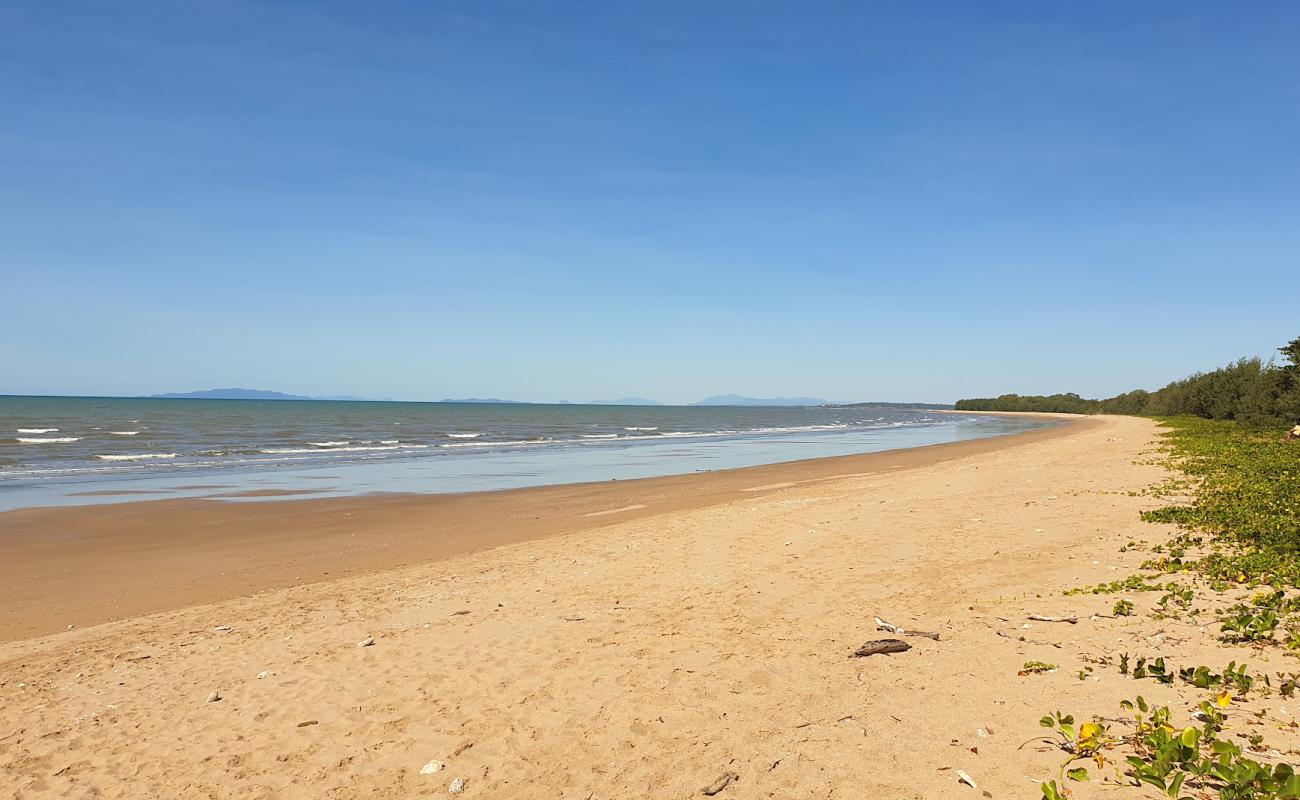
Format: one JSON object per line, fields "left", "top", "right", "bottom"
{"left": 144, "top": 389, "right": 951, "bottom": 408}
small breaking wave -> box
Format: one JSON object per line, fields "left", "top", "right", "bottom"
{"left": 260, "top": 444, "right": 430, "bottom": 455}
{"left": 446, "top": 433, "right": 482, "bottom": 439}
{"left": 17, "top": 428, "right": 58, "bottom": 433}
{"left": 309, "top": 441, "right": 349, "bottom": 447}
{"left": 96, "top": 453, "right": 177, "bottom": 461}
{"left": 580, "top": 434, "right": 619, "bottom": 439}
{"left": 624, "top": 426, "right": 658, "bottom": 431}
{"left": 109, "top": 431, "right": 140, "bottom": 436}
{"left": 438, "top": 438, "right": 553, "bottom": 449}
{"left": 16, "top": 436, "right": 81, "bottom": 444}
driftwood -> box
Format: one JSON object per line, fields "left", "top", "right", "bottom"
{"left": 997, "top": 630, "right": 1062, "bottom": 649}
{"left": 875, "top": 617, "right": 941, "bottom": 641}
{"left": 851, "top": 638, "right": 912, "bottom": 657}
{"left": 701, "top": 771, "right": 739, "bottom": 796}
{"left": 1028, "top": 614, "right": 1078, "bottom": 624}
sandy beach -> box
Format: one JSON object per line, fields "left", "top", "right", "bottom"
{"left": 4, "top": 414, "right": 1294, "bottom": 798}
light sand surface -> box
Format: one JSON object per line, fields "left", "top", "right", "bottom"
{"left": 0, "top": 422, "right": 1074, "bottom": 642}
{"left": 4, "top": 415, "right": 1296, "bottom": 798}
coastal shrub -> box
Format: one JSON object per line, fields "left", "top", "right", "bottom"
{"left": 1038, "top": 697, "right": 1300, "bottom": 800}
{"left": 957, "top": 335, "right": 1300, "bottom": 427}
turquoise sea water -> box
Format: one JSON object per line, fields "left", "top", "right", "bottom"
{"left": 0, "top": 396, "right": 1054, "bottom": 511}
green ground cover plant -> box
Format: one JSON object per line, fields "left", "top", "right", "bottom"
{"left": 1034, "top": 415, "right": 1300, "bottom": 797}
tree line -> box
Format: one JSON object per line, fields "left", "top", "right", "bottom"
{"left": 954, "top": 336, "right": 1300, "bottom": 426}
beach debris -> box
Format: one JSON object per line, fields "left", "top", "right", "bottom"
{"left": 212, "top": 625, "right": 233, "bottom": 632}
{"left": 448, "top": 777, "right": 465, "bottom": 794}
{"left": 206, "top": 691, "right": 221, "bottom": 703}
{"left": 296, "top": 720, "right": 318, "bottom": 728}
{"left": 701, "top": 771, "right": 740, "bottom": 795}
{"left": 450, "top": 610, "right": 470, "bottom": 616}
{"left": 875, "top": 617, "right": 941, "bottom": 641}
{"left": 1028, "top": 614, "right": 1078, "bottom": 624}
{"left": 996, "top": 630, "right": 1062, "bottom": 649}
{"left": 357, "top": 636, "right": 375, "bottom": 648}
{"left": 257, "top": 670, "right": 271, "bottom": 679}
{"left": 956, "top": 769, "right": 977, "bottom": 789}
{"left": 851, "top": 638, "right": 911, "bottom": 657}
{"left": 420, "top": 759, "right": 445, "bottom": 775}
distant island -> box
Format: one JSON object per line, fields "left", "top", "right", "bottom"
{"left": 689, "top": 395, "right": 830, "bottom": 407}
{"left": 144, "top": 391, "right": 947, "bottom": 408}
{"left": 149, "top": 388, "right": 375, "bottom": 401}
{"left": 150, "top": 388, "right": 315, "bottom": 400}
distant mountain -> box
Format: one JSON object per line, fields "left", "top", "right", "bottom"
{"left": 150, "top": 388, "right": 313, "bottom": 400}
{"left": 689, "top": 394, "right": 830, "bottom": 407}
{"left": 586, "top": 397, "right": 663, "bottom": 406}
{"left": 439, "top": 398, "right": 530, "bottom": 404}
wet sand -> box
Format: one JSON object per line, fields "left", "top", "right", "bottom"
{"left": 0, "top": 418, "right": 1077, "bottom": 642}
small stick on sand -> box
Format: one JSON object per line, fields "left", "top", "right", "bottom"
{"left": 1028, "top": 614, "right": 1078, "bottom": 624}
{"left": 996, "top": 630, "right": 1062, "bottom": 649}
{"left": 875, "top": 617, "right": 941, "bottom": 640}
{"left": 851, "top": 638, "right": 911, "bottom": 657}
{"left": 701, "top": 771, "right": 739, "bottom": 795}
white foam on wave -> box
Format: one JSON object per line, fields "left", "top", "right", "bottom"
{"left": 380, "top": 439, "right": 399, "bottom": 444}
{"left": 446, "top": 433, "right": 482, "bottom": 439}
{"left": 96, "top": 453, "right": 177, "bottom": 461}
{"left": 580, "top": 433, "right": 619, "bottom": 439}
{"left": 624, "top": 426, "right": 658, "bottom": 431}
{"left": 309, "top": 441, "right": 350, "bottom": 447}
{"left": 109, "top": 431, "right": 140, "bottom": 436}
{"left": 438, "top": 438, "right": 552, "bottom": 449}
{"left": 17, "top": 428, "right": 58, "bottom": 433}
{"left": 16, "top": 436, "right": 81, "bottom": 444}
{"left": 260, "top": 443, "right": 430, "bottom": 455}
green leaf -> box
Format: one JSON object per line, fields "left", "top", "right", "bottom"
{"left": 1066, "top": 767, "right": 1089, "bottom": 781}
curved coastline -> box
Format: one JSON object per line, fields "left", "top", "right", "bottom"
{"left": 0, "top": 413, "right": 1083, "bottom": 642}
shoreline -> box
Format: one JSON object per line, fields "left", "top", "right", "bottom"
{"left": 0, "top": 414, "right": 1082, "bottom": 642}
{"left": 2, "top": 414, "right": 1182, "bottom": 798}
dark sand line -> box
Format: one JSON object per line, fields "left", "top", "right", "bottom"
{"left": 0, "top": 417, "right": 1088, "bottom": 642}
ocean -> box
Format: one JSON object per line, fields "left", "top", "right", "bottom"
{"left": 0, "top": 396, "right": 1054, "bottom": 510}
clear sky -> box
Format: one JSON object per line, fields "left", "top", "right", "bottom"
{"left": 2, "top": 2, "right": 1297, "bottom": 404}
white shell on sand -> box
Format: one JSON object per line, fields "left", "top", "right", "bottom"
{"left": 420, "top": 759, "right": 444, "bottom": 775}
{"left": 206, "top": 691, "right": 221, "bottom": 703}
{"left": 448, "top": 777, "right": 465, "bottom": 793}
{"left": 357, "top": 637, "right": 375, "bottom": 647}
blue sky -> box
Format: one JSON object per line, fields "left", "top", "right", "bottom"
{"left": 2, "top": 2, "right": 1297, "bottom": 404}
